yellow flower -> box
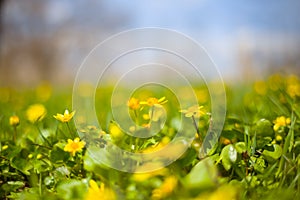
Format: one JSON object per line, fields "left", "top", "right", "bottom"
{"left": 36, "top": 154, "right": 42, "bottom": 159}
{"left": 268, "top": 74, "right": 283, "bottom": 91}
{"left": 195, "top": 184, "right": 239, "bottom": 200}
{"left": 276, "top": 135, "right": 283, "bottom": 142}
{"left": 180, "top": 105, "right": 205, "bottom": 118}
{"left": 140, "top": 97, "right": 168, "bottom": 107}
{"left": 85, "top": 180, "right": 116, "bottom": 200}
{"left": 109, "top": 121, "right": 124, "bottom": 142}
{"left": 254, "top": 80, "right": 267, "bottom": 95}
{"left": 64, "top": 137, "right": 85, "bottom": 156}
{"left": 273, "top": 116, "right": 291, "bottom": 131}
{"left": 286, "top": 75, "right": 300, "bottom": 98}
{"left": 2, "top": 145, "right": 8, "bottom": 151}
{"left": 53, "top": 109, "right": 76, "bottom": 123}
{"left": 26, "top": 104, "right": 47, "bottom": 123}
{"left": 127, "top": 97, "right": 140, "bottom": 110}
{"left": 287, "top": 83, "right": 300, "bottom": 98}
{"left": 9, "top": 115, "right": 20, "bottom": 126}
{"left": 151, "top": 176, "right": 178, "bottom": 200}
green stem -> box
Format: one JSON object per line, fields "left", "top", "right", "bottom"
{"left": 31, "top": 143, "right": 51, "bottom": 150}
{"left": 13, "top": 126, "right": 17, "bottom": 142}
{"left": 134, "top": 110, "right": 139, "bottom": 127}
{"left": 277, "top": 112, "right": 296, "bottom": 178}
{"left": 149, "top": 106, "right": 155, "bottom": 127}
{"left": 191, "top": 115, "right": 201, "bottom": 141}
{"left": 66, "top": 122, "right": 76, "bottom": 138}
{"left": 135, "top": 137, "right": 140, "bottom": 151}
{"left": 133, "top": 109, "right": 140, "bottom": 151}
{"left": 39, "top": 172, "right": 42, "bottom": 196}
{"left": 37, "top": 125, "right": 51, "bottom": 146}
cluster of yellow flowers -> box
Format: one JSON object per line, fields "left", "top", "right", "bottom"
{"left": 53, "top": 109, "right": 85, "bottom": 156}
{"left": 8, "top": 105, "right": 85, "bottom": 156}
{"left": 273, "top": 116, "right": 291, "bottom": 131}
{"left": 254, "top": 74, "right": 300, "bottom": 98}
{"left": 127, "top": 96, "right": 168, "bottom": 110}
{"left": 286, "top": 75, "right": 300, "bottom": 98}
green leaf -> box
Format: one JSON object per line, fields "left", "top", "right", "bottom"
{"left": 177, "top": 148, "right": 198, "bottom": 167}
{"left": 234, "top": 142, "right": 247, "bottom": 153}
{"left": 50, "top": 145, "right": 69, "bottom": 164}
{"left": 262, "top": 144, "right": 282, "bottom": 162}
{"left": 32, "top": 159, "right": 52, "bottom": 173}
{"left": 54, "top": 166, "right": 70, "bottom": 178}
{"left": 255, "top": 137, "right": 272, "bottom": 149}
{"left": 10, "top": 157, "right": 32, "bottom": 175}
{"left": 0, "top": 181, "right": 25, "bottom": 193}
{"left": 250, "top": 156, "right": 266, "bottom": 173}
{"left": 184, "top": 157, "right": 218, "bottom": 190}
{"left": 83, "top": 146, "right": 111, "bottom": 179}
{"left": 56, "top": 179, "right": 88, "bottom": 200}
{"left": 220, "top": 144, "right": 237, "bottom": 171}
{"left": 254, "top": 119, "right": 274, "bottom": 137}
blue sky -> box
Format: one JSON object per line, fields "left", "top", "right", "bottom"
{"left": 4, "top": 0, "right": 300, "bottom": 80}
{"left": 104, "top": 0, "right": 300, "bottom": 32}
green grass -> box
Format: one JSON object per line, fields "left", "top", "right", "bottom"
{"left": 1, "top": 74, "right": 300, "bottom": 200}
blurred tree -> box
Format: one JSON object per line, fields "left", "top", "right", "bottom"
{"left": 0, "top": 0, "right": 5, "bottom": 46}
{"left": 0, "top": 0, "right": 131, "bottom": 86}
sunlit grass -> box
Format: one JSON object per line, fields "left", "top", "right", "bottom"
{"left": 0, "top": 74, "right": 300, "bottom": 199}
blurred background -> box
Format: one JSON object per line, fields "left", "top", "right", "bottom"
{"left": 1, "top": 0, "right": 300, "bottom": 86}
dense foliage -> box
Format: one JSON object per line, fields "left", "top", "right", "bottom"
{"left": 1, "top": 74, "right": 300, "bottom": 200}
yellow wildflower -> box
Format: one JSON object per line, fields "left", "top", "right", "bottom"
{"left": 195, "top": 184, "right": 239, "bottom": 200}
{"left": 268, "top": 74, "right": 283, "bottom": 91}
{"left": 140, "top": 97, "right": 168, "bottom": 107}
{"left": 36, "top": 154, "right": 42, "bottom": 159}
{"left": 273, "top": 116, "right": 291, "bottom": 131}
{"left": 53, "top": 109, "right": 76, "bottom": 123}
{"left": 26, "top": 104, "right": 47, "bottom": 123}
{"left": 287, "top": 83, "right": 300, "bottom": 98}
{"left": 275, "top": 135, "right": 283, "bottom": 142}
{"left": 220, "top": 137, "right": 231, "bottom": 145}
{"left": 109, "top": 121, "right": 124, "bottom": 141}
{"left": 286, "top": 75, "right": 300, "bottom": 98}
{"left": 85, "top": 180, "right": 116, "bottom": 200}
{"left": 151, "top": 176, "right": 178, "bottom": 200}
{"left": 2, "top": 145, "right": 8, "bottom": 151}
{"left": 127, "top": 97, "right": 140, "bottom": 110}
{"left": 180, "top": 105, "right": 205, "bottom": 118}
{"left": 9, "top": 115, "right": 20, "bottom": 126}
{"left": 254, "top": 80, "right": 267, "bottom": 95}
{"left": 64, "top": 137, "right": 85, "bottom": 156}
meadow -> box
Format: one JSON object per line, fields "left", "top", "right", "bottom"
{"left": 0, "top": 74, "right": 300, "bottom": 200}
